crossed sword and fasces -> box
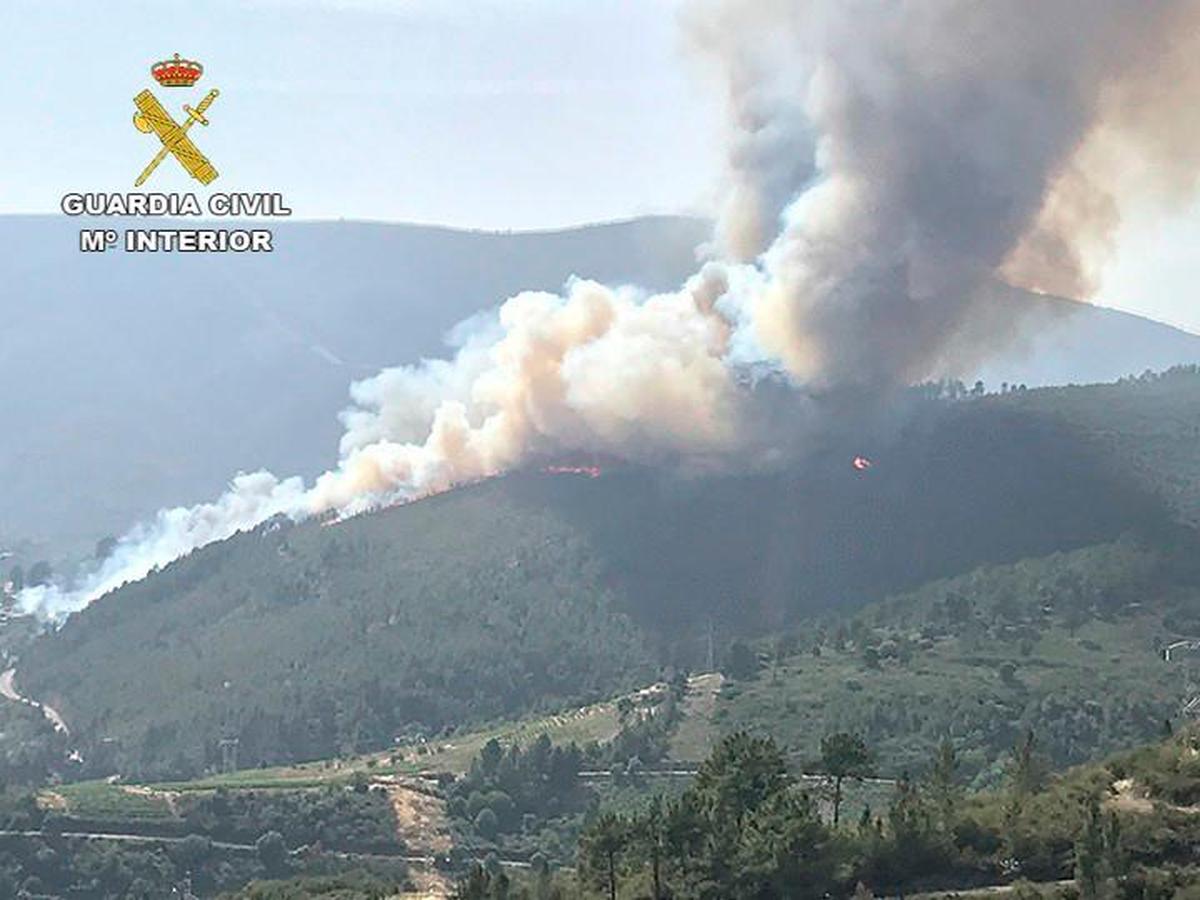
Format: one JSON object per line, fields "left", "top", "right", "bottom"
{"left": 132, "top": 88, "right": 220, "bottom": 186}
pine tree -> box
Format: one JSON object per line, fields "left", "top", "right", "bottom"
{"left": 928, "top": 738, "right": 960, "bottom": 831}
{"left": 1008, "top": 730, "right": 1046, "bottom": 798}
{"left": 581, "top": 812, "right": 627, "bottom": 900}
{"left": 1074, "top": 795, "right": 1106, "bottom": 900}
{"left": 630, "top": 795, "right": 667, "bottom": 899}
{"left": 1104, "top": 809, "right": 1125, "bottom": 884}
{"left": 819, "top": 732, "right": 873, "bottom": 827}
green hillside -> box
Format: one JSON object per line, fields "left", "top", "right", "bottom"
{"left": 19, "top": 485, "right": 656, "bottom": 779}
{"left": 708, "top": 533, "right": 1200, "bottom": 785}
{"left": 512, "top": 725, "right": 1200, "bottom": 899}
{"left": 15, "top": 370, "right": 1200, "bottom": 781}
{"left": 994, "top": 366, "right": 1200, "bottom": 524}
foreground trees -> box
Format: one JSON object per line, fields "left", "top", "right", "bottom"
{"left": 580, "top": 812, "right": 625, "bottom": 900}
{"left": 819, "top": 732, "right": 874, "bottom": 827}
{"left": 574, "top": 732, "right": 837, "bottom": 899}
{"left": 562, "top": 728, "right": 1063, "bottom": 898}
{"left": 455, "top": 725, "right": 1200, "bottom": 899}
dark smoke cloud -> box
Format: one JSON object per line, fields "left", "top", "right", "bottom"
{"left": 692, "top": 0, "right": 1200, "bottom": 386}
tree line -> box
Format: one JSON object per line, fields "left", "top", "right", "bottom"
{"left": 452, "top": 725, "right": 1200, "bottom": 899}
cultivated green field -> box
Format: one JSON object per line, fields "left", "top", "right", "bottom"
{"left": 49, "top": 780, "right": 175, "bottom": 820}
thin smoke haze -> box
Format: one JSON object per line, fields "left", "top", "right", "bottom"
{"left": 21, "top": 0, "right": 1200, "bottom": 619}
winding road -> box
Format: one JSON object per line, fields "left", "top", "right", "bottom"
{"left": 0, "top": 668, "right": 69, "bottom": 735}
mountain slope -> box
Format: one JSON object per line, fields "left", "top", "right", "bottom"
{"left": 992, "top": 367, "right": 1200, "bottom": 525}
{"left": 2, "top": 214, "right": 1198, "bottom": 557}
{"left": 17, "top": 374, "right": 1191, "bottom": 779}
{"left": 713, "top": 535, "right": 1199, "bottom": 785}
{"left": 968, "top": 285, "right": 1200, "bottom": 388}
{"left": 19, "top": 481, "right": 657, "bottom": 779}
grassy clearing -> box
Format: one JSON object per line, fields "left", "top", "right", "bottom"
{"left": 137, "top": 691, "right": 625, "bottom": 796}
{"left": 405, "top": 695, "right": 622, "bottom": 775}
{"left": 151, "top": 770, "right": 346, "bottom": 792}
{"left": 50, "top": 780, "right": 175, "bottom": 820}
{"left": 667, "top": 673, "right": 724, "bottom": 763}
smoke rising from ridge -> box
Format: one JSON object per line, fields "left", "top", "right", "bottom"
{"left": 21, "top": 0, "right": 1200, "bottom": 619}
{"left": 305, "top": 265, "right": 760, "bottom": 514}
{"left": 696, "top": 0, "right": 1200, "bottom": 386}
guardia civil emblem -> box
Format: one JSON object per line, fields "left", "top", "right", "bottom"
{"left": 131, "top": 53, "right": 220, "bottom": 187}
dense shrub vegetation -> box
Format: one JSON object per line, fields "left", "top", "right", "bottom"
{"left": 456, "top": 727, "right": 1200, "bottom": 899}
{"left": 0, "top": 785, "right": 408, "bottom": 898}
{"left": 713, "top": 529, "right": 1200, "bottom": 783}
{"left": 175, "top": 785, "right": 401, "bottom": 853}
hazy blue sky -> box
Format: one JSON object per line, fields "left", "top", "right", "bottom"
{"left": 0, "top": 0, "right": 1196, "bottom": 332}
{"left": 0, "top": 0, "right": 721, "bottom": 228}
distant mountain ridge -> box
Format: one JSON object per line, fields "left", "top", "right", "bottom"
{"left": 0, "top": 214, "right": 1196, "bottom": 553}
{"left": 970, "top": 285, "right": 1200, "bottom": 388}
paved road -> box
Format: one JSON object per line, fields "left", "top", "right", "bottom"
{"left": 0, "top": 828, "right": 258, "bottom": 853}
{"left": 908, "top": 878, "right": 1074, "bottom": 898}
{"left": 579, "top": 768, "right": 700, "bottom": 778}
{"left": 0, "top": 667, "right": 69, "bottom": 734}
{"left": 579, "top": 767, "right": 897, "bottom": 787}
{"left": 0, "top": 828, "right": 438, "bottom": 864}
{"left": 0, "top": 828, "right": 530, "bottom": 870}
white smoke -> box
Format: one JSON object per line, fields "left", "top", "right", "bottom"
{"left": 20, "top": 473, "right": 307, "bottom": 618}
{"left": 22, "top": 267, "right": 777, "bottom": 620}
{"left": 307, "top": 265, "right": 758, "bottom": 513}
{"left": 20, "top": 0, "right": 1200, "bottom": 620}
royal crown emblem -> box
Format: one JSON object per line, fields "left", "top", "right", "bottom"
{"left": 151, "top": 53, "right": 203, "bottom": 88}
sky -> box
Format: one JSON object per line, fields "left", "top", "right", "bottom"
{"left": 0, "top": 0, "right": 1196, "bottom": 332}
{"left": 0, "top": 0, "right": 722, "bottom": 228}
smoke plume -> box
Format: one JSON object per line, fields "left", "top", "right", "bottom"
{"left": 21, "top": 0, "right": 1200, "bottom": 619}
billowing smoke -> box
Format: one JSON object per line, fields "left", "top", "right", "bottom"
{"left": 306, "top": 265, "right": 762, "bottom": 514}
{"left": 21, "top": 0, "right": 1200, "bottom": 619}
{"left": 693, "top": 0, "right": 1200, "bottom": 386}
{"left": 19, "top": 473, "right": 308, "bottom": 616}
{"left": 1002, "top": 1, "right": 1200, "bottom": 297}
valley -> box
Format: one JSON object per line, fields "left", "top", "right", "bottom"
{"left": 3, "top": 366, "right": 1200, "bottom": 896}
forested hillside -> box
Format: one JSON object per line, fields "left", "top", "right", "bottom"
{"left": 19, "top": 486, "right": 656, "bottom": 779}
{"left": 996, "top": 366, "right": 1200, "bottom": 524}
{"left": 714, "top": 532, "right": 1200, "bottom": 784}
{"left": 470, "top": 726, "right": 1200, "bottom": 899}
{"left": 17, "top": 371, "right": 1198, "bottom": 779}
